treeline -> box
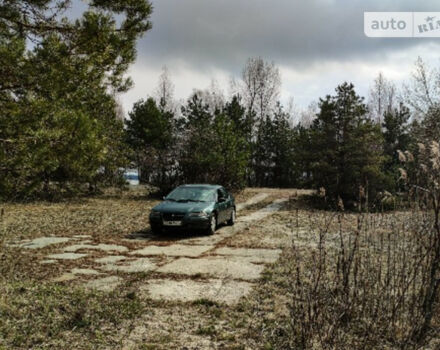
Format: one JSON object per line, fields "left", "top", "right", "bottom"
{"left": 126, "top": 58, "right": 439, "bottom": 209}
{"left": 1, "top": 2, "right": 439, "bottom": 208}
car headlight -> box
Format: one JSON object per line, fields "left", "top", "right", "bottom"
{"left": 188, "top": 211, "right": 209, "bottom": 217}
{"left": 150, "top": 210, "right": 161, "bottom": 217}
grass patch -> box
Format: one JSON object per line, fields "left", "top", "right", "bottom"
{"left": 0, "top": 280, "right": 147, "bottom": 349}
{"left": 192, "top": 298, "right": 220, "bottom": 307}
{"left": 195, "top": 324, "right": 217, "bottom": 336}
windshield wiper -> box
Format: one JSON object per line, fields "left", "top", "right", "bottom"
{"left": 177, "top": 199, "right": 205, "bottom": 202}
{"left": 165, "top": 198, "right": 176, "bottom": 202}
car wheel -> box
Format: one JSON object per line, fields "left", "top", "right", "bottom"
{"left": 206, "top": 214, "right": 217, "bottom": 235}
{"left": 227, "top": 208, "right": 236, "bottom": 226}
{"left": 151, "top": 224, "right": 162, "bottom": 235}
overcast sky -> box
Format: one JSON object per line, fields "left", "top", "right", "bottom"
{"left": 115, "top": 0, "right": 440, "bottom": 114}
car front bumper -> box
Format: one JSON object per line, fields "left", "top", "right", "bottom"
{"left": 149, "top": 214, "right": 211, "bottom": 231}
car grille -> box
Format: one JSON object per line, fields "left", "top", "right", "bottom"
{"left": 162, "top": 213, "right": 185, "bottom": 221}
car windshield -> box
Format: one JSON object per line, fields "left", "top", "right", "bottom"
{"left": 165, "top": 187, "right": 216, "bottom": 202}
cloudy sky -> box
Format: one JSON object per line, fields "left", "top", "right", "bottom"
{"left": 117, "top": 0, "right": 440, "bottom": 114}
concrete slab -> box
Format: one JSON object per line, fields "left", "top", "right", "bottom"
{"left": 101, "top": 258, "right": 156, "bottom": 273}
{"left": 13, "top": 237, "right": 71, "bottom": 249}
{"left": 95, "top": 255, "right": 127, "bottom": 264}
{"left": 84, "top": 276, "right": 122, "bottom": 292}
{"left": 122, "top": 232, "right": 153, "bottom": 242}
{"left": 40, "top": 259, "right": 57, "bottom": 264}
{"left": 178, "top": 233, "right": 227, "bottom": 246}
{"left": 71, "top": 268, "right": 101, "bottom": 275}
{"left": 179, "top": 199, "right": 287, "bottom": 246}
{"left": 129, "top": 244, "right": 214, "bottom": 257}
{"left": 239, "top": 199, "right": 288, "bottom": 223}
{"left": 53, "top": 273, "right": 77, "bottom": 282}
{"left": 47, "top": 252, "right": 88, "bottom": 260}
{"left": 213, "top": 247, "right": 282, "bottom": 264}
{"left": 63, "top": 243, "right": 128, "bottom": 253}
{"left": 156, "top": 257, "right": 264, "bottom": 281}
{"left": 143, "top": 278, "right": 254, "bottom": 305}
{"left": 236, "top": 193, "right": 269, "bottom": 211}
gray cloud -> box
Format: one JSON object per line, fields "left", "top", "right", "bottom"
{"left": 138, "top": 0, "right": 440, "bottom": 72}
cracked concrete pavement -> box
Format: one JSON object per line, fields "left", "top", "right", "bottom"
{"left": 9, "top": 192, "right": 291, "bottom": 306}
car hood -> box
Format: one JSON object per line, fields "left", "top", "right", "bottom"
{"left": 153, "top": 201, "right": 214, "bottom": 214}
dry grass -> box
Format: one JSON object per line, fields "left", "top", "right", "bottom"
{"left": 246, "top": 199, "right": 440, "bottom": 350}
{"left": 1, "top": 187, "right": 438, "bottom": 349}
{"left": 1, "top": 187, "right": 159, "bottom": 243}
{"left": 0, "top": 279, "right": 147, "bottom": 349}
{"left": 0, "top": 186, "right": 282, "bottom": 349}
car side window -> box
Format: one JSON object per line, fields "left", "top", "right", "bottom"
{"left": 200, "top": 190, "right": 216, "bottom": 202}
{"left": 218, "top": 188, "right": 228, "bottom": 200}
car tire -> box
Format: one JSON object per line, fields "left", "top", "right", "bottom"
{"left": 227, "top": 208, "right": 236, "bottom": 226}
{"left": 206, "top": 214, "right": 217, "bottom": 235}
{"left": 151, "top": 224, "right": 162, "bottom": 235}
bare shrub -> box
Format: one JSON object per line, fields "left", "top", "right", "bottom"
{"left": 278, "top": 141, "right": 440, "bottom": 349}
{"left": 282, "top": 174, "right": 440, "bottom": 349}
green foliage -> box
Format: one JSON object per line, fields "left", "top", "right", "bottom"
{"left": 292, "top": 123, "right": 314, "bottom": 187}
{"left": 125, "top": 98, "right": 178, "bottom": 193}
{"left": 0, "top": 1, "right": 421, "bottom": 207}
{"left": 306, "top": 83, "right": 385, "bottom": 207}
{"left": 0, "top": 0, "right": 152, "bottom": 200}
{"left": 381, "top": 104, "right": 411, "bottom": 192}
{"left": 254, "top": 103, "right": 297, "bottom": 187}
{"left": 126, "top": 98, "right": 173, "bottom": 151}
{"left": 179, "top": 94, "right": 250, "bottom": 190}
{"left": 413, "top": 106, "right": 440, "bottom": 142}
{"left": 224, "top": 95, "right": 255, "bottom": 141}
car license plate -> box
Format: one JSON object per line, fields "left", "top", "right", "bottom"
{"left": 163, "top": 220, "right": 182, "bottom": 226}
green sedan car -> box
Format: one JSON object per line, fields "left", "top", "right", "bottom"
{"left": 149, "top": 184, "right": 236, "bottom": 235}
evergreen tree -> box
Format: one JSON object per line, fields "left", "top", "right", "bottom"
{"left": 179, "top": 94, "right": 250, "bottom": 190}
{"left": 254, "top": 103, "right": 296, "bottom": 187}
{"left": 308, "top": 83, "right": 385, "bottom": 207}
{"left": 223, "top": 95, "right": 256, "bottom": 186}
{"left": 420, "top": 106, "right": 440, "bottom": 142}
{"left": 254, "top": 115, "right": 274, "bottom": 187}
{"left": 0, "top": 0, "right": 153, "bottom": 199}
{"left": 292, "top": 123, "right": 314, "bottom": 187}
{"left": 125, "top": 98, "right": 176, "bottom": 193}
{"left": 271, "top": 105, "right": 296, "bottom": 187}
{"left": 224, "top": 95, "right": 253, "bottom": 139}
{"left": 382, "top": 104, "right": 411, "bottom": 192}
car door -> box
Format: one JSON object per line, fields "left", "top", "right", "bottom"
{"left": 223, "top": 188, "right": 234, "bottom": 219}
{"left": 217, "top": 188, "right": 228, "bottom": 223}
{"left": 219, "top": 187, "right": 233, "bottom": 222}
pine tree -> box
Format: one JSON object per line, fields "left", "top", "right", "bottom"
{"left": 382, "top": 104, "right": 411, "bottom": 192}
{"left": 0, "top": 0, "right": 153, "bottom": 199}
{"left": 125, "top": 98, "right": 176, "bottom": 192}
{"left": 179, "top": 94, "right": 250, "bottom": 189}
{"left": 253, "top": 103, "right": 296, "bottom": 187}
{"left": 308, "top": 83, "right": 385, "bottom": 207}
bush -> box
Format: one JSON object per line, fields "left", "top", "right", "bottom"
{"left": 277, "top": 143, "right": 440, "bottom": 349}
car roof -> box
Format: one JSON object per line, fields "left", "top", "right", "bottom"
{"left": 178, "top": 184, "right": 222, "bottom": 190}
